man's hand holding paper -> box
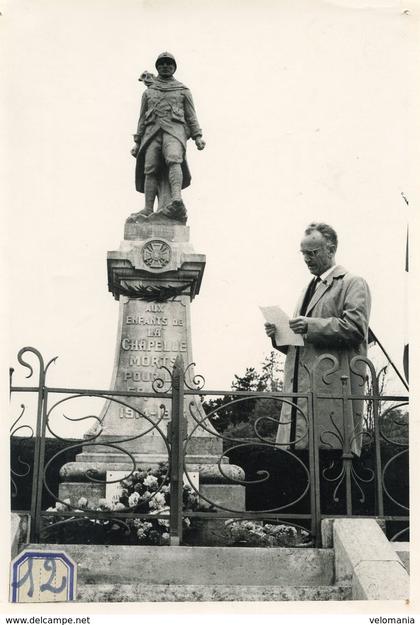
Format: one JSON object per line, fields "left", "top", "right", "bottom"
{"left": 260, "top": 306, "right": 304, "bottom": 347}
{"left": 288, "top": 316, "right": 308, "bottom": 335}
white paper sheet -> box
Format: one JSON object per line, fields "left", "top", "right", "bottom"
{"left": 260, "top": 305, "right": 304, "bottom": 347}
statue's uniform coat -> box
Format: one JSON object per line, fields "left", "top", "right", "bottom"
{"left": 134, "top": 77, "right": 202, "bottom": 193}
{"left": 275, "top": 265, "right": 371, "bottom": 456}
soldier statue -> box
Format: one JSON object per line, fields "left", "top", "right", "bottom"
{"left": 128, "top": 52, "right": 205, "bottom": 224}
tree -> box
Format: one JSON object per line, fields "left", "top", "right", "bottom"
{"left": 204, "top": 351, "right": 285, "bottom": 441}
{"left": 364, "top": 355, "right": 409, "bottom": 448}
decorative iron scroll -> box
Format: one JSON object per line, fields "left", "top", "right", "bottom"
{"left": 183, "top": 362, "right": 205, "bottom": 391}
{"left": 178, "top": 358, "right": 315, "bottom": 543}
{"left": 312, "top": 354, "right": 409, "bottom": 539}
{"left": 10, "top": 404, "right": 33, "bottom": 498}
{"left": 10, "top": 347, "right": 173, "bottom": 544}
{"left": 39, "top": 391, "right": 170, "bottom": 543}
{"left": 10, "top": 347, "right": 409, "bottom": 546}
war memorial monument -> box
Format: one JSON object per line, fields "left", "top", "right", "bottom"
{"left": 9, "top": 51, "right": 409, "bottom": 604}
{"left": 58, "top": 51, "right": 245, "bottom": 522}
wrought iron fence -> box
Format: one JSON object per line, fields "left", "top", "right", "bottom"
{"left": 10, "top": 347, "right": 409, "bottom": 547}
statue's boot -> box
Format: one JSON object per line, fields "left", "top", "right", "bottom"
{"left": 126, "top": 207, "right": 153, "bottom": 223}
{"left": 171, "top": 200, "right": 187, "bottom": 222}
{"left": 139, "top": 207, "right": 153, "bottom": 217}
{"left": 156, "top": 199, "right": 187, "bottom": 224}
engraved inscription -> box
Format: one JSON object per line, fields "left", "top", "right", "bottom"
{"left": 147, "top": 328, "right": 162, "bottom": 337}
{"left": 126, "top": 315, "right": 168, "bottom": 325}
{"left": 128, "top": 355, "right": 176, "bottom": 367}
{"left": 119, "top": 405, "right": 169, "bottom": 419}
{"left": 121, "top": 338, "right": 187, "bottom": 352}
{"left": 118, "top": 299, "right": 187, "bottom": 420}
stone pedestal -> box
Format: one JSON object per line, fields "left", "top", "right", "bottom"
{"left": 59, "top": 217, "right": 245, "bottom": 541}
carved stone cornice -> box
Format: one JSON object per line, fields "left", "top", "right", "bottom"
{"left": 107, "top": 229, "right": 205, "bottom": 301}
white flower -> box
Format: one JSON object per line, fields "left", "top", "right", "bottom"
{"left": 144, "top": 474, "right": 158, "bottom": 487}
{"left": 149, "top": 492, "right": 166, "bottom": 510}
{"left": 77, "top": 497, "right": 88, "bottom": 508}
{"left": 157, "top": 491, "right": 166, "bottom": 504}
{"left": 55, "top": 501, "right": 68, "bottom": 512}
{"left": 97, "top": 499, "right": 114, "bottom": 511}
{"left": 162, "top": 532, "right": 170, "bottom": 543}
{"left": 113, "top": 502, "right": 126, "bottom": 511}
{"left": 158, "top": 518, "right": 170, "bottom": 528}
{"left": 128, "top": 492, "right": 140, "bottom": 508}
{"left": 134, "top": 520, "right": 152, "bottom": 540}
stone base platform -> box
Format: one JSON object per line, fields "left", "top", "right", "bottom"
{"left": 78, "top": 581, "right": 352, "bottom": 602}
{"left": 22, "top": 543, "right": 351, "bottom": 602}
{"left": 59, "top": 457, "right": 242, "bottom": 481}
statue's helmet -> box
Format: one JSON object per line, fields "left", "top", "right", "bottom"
{"left": 155, "top": 51, "right": 177, "bottom": 70}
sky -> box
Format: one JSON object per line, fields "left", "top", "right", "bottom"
{"left": 2, "top": 0, "right": 417, "bottom": 415}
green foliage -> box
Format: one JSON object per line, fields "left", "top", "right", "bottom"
{"left": 204, "top": 351, "right": 285, "bottom": 441}
{"left": 364, "top": 364, "right": 409, "bottom": 447}
{"left": 380, "top": 407, "right": 408, "bottom": 444}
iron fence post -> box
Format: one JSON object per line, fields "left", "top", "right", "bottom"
{"left": 341, "top": 375, "right": 353, "bottom": 516}
{"left": 33, "top": 389, "right": 49, "bottom": 542}
{"left": 9, "top": 368, "right": 14, "bottom": 398}
{"left": 29, "top": 372, "right": 46, "bottom": 542}
{"left": 309, "top": 388, "right": 322, "bottom": 546}
{"left": 372, "top": 387, "right": 384, "bottom": 519}
{"left": 169, "top": 355, "right": 185, "bottom": 546}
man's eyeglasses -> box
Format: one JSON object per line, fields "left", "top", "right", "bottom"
{"left": 300, "top": 248, "right": 322, "bottom": 259}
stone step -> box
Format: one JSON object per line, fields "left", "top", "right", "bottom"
{"left": 392, "top": 542, "right": 410, "bottom": 573}
{"left": 27, "top": 544, "right": 335, "bottom": 587}
{"left": 77, "top": 582, "right": 352, "bottom": 602}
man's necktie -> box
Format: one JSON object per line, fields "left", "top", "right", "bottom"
{"left": 300, "top": 276, "right": 320, "bottom": 316}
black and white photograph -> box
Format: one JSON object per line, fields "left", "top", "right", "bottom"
{"left": 1, "top": 0, "right": 418, "bottom": 620}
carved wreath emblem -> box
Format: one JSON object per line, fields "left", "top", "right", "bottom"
{"left": 142, "top": 240, "right": 171, "bottom": 269}
{"left": 115, "top": 281, "right": 189, "bottom": 302}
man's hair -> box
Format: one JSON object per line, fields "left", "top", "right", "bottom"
{"left": 304, "top": 222, "right": 338, "bottom": 252}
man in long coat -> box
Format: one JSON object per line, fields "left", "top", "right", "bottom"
{"left": 265, "top": 223, "right": 371, "bottom": 456}
{"left": 130, "top": 52, "right": 205, "bottom": 221}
